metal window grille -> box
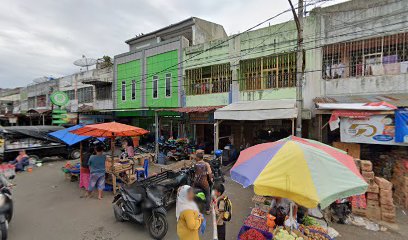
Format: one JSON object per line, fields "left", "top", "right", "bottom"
{"left": 322, "top": 32, "right": 408, "bottom": 79}
{"left": 152, "top": 76, "right": 158, "bottom": 99}
{"left": 131, "top": 80, "right": 136, "bottom": 100}
{"left": 78, "top": 87, "right": 93, "bottom": 104}
{"left": 185, "top": 63, "right": 232, "bottom": 95}
{"left": 121, "top": 81, "right": 126, "bottom": 101}
{"left": 165, "top": 73, "right": 171, "bottom": 97}
{"left": 240, "top": 52, "right": 297, "bottom": 91}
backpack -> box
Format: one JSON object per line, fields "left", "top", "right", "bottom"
{"left": 218, "top": 196, "right": 232, "bottom": 222}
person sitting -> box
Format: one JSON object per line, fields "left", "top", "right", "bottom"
{"left": 10, "top": 150, "right": 29, "bottom": 171}
{"left": 269, "top": 197, "right": 292, "bottom": 226}
{"left": 176, "top": 185, "right": 203, "bottom": 240}
{"left": 122, "top": 139, "right": 134, "bottom": 158}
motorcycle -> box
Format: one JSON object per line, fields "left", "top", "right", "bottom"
{"left": 0, "top": 175, "right": 13, "bottom": 240}
{"left": 330, "top": 197, "right": 352, "bottom": 224}
{"left": 112, "top": 170, "right": 190, "bottom": 239}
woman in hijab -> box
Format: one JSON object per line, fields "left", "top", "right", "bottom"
{"left": 176, "top": 185, "right": 203, "bottom": 240}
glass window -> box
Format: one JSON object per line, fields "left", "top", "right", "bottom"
{"left": 152, "top": 75, "right": 158, "bottom": 99}
{"left": 78, "top": 87, "right": 93, "bottom": 104}
{"left": 131, "top": 80, "right": 136, "bottom": 100}
{"left": 121, "top": 81, "right": 126, "bottom": 101}
{"left": 165, "top": 73, "right": 171, "bottom": 97}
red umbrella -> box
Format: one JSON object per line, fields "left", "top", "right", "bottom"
{"left": 70, "top": 122, "right": 149, "bottom": 137}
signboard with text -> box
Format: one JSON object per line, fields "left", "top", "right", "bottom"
{"left": 340, "top": 114, "right": 408, "bottom": 146}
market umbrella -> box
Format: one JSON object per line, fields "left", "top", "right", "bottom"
{"left": 231, "top": 136, "right": 368, "bottom": 209}
{"left": 70, "top": 122, "right": 149, "bottom": 170}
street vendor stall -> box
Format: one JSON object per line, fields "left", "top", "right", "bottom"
{"left": 231, "top": 136, "right": 368, "bottom": 240}
{"left": 71, "top": 122, "right": 149, "bottom": 194}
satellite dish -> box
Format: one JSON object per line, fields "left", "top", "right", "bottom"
{"left": 73, "top": 55, "right": 97, "bottom": 71}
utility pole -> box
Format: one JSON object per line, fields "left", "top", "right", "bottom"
{"left": 288, "top": 0, "right": 304, "bottom": 137}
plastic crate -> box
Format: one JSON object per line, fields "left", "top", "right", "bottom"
{"left": 237, "top": 225, "right": 273, "bottom": 240}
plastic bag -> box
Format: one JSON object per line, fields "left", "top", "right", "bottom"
{"left": 199, "top": 214, "right": 206, "bottom": 235}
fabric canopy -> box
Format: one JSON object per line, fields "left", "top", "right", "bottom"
{"left": 316, "top": 102, "right": 396, "bottom": 111}
{"left": 214, "top": 99, "right": 297, "bottom": 121}
{"left": 48, "top": 125, "right": 104, "bottom": 146}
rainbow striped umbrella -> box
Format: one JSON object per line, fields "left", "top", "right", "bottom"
{"left": 231, "top": 136, "right": 368, "bottom": 208}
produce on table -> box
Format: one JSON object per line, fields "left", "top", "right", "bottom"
{"left": 244, "top": 215, "right": 269, "bottom": 232}
{"left": 240, "top": 229, "right": 267, "bottom": 240}
{"left": 251, "top": 207, "right": 267, "bottom": 218}
{"left": 273, "top": 228, "right": 304, "bottom": 240}
{"left": 302, "top": 216, "right": 319, "bottom": 226}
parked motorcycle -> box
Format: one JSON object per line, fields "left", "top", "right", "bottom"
{"left": 112, "top": 170, "right": 190, "bottom": 239}
{"left": 330, "top": 197, "right": 352, "bottom": 224}
{"left": 0, "top": 174, "right": 13, "bottom": 240}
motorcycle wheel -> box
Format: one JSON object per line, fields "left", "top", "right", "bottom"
{"left": 147, "top": 212, "right": 168, "bottom": 240}
{"left": 0, "top": 221, "right": 7, "bottom": 240}
{"left": 113, "top": 198, "right": 125, "bottom": 222}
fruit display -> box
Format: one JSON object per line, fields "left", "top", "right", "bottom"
{"left": 298, "top": 225, "right": 331, "bottom": 240}
{"left": 251, "top": 207, "right": 267, "bottom": 218}
{"left": 244, "top": 215, "right": 269, "bottom": 232}
{"left": 273, "top": 228, "right": 304, "bottom": 240}
{"left": 239, "top": 229, "right": 267, "bottom": 240}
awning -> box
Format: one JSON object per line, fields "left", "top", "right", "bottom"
{"left": 316, "top": 102, "right": 396, "bottom": 111}
{"left": 157, "top": 106, "right": 224, "bottom": 113}
{"left": 214, "top": 99, "right": 297, "bottom": 121}
{"left": 314, "top": 93, "right": 408, "bottom": 107}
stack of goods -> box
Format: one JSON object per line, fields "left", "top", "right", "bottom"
{"left": 352, "top": 160, "right": 373, "bottom": 218}
{"left": 273, "top": 227, "right": 306, "bottom": 240}
{"left": 298, "top": 225, "right": 332, "bottom": 240}
{"left": 238, "top": 227, "right": 272, "bottom": 240}
{"left": 391, "top": 159, "right": 408, "bottom": 209}
{"left": 376, "top": 177, "right": 396, "bottom": 223}
{"left": 252, "top": 195, "right": 273, "bottom": 212}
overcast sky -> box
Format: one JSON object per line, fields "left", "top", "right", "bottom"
{"left": 0, "top": 0, "right": 348, "bottom": 88}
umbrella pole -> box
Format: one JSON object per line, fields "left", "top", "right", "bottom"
{"left": 111, "top": 137, "right": 115, "bottom": 172}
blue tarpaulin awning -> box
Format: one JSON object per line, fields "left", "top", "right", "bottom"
{"left": 48, "top": 125, "right": 102, "bottom": 146}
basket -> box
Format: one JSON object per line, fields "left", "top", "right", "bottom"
{"left": 237, "top": 225, "right": 273, "bottom": 240}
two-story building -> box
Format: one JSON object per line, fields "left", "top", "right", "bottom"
{"left": 0, "top": 88, "right": 21, "bottom": 126}
{"left": 184, "top": 15, "right": 320, "bottom": 149}
{"left": 114, "top": 17, "right": 227, "bottom": 134}
{"left": 311, "top": 0, "right": 408, "bottom": 148}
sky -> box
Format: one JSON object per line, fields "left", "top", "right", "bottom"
{"left": 0, "top": 0, "right": 348, "bottom": 88}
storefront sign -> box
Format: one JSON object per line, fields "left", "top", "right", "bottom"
{"left": 395, "top": 108, "right": 408, "bottom": 143}
{"left": 340, "top": 114, "right": 408, "bottom": 145}
{"left": 189, "top": 113, "right": 214, "bottom": 124}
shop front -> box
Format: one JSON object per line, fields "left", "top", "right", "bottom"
{"left": 214, "top": 99, "right": 297, "bottom": 150}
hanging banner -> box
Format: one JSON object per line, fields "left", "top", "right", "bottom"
{"left": 395, "top": 108, "right": 408, "bottom": 143}
{"left": 340, "top": 114, "right": 408, "bottom": 145}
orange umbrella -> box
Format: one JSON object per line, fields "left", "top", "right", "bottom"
{"left": 70, "top": 122, "right": 149, "bottom": 137}
{"left": 71, "top": 122, "right": 149, "bottom": 170}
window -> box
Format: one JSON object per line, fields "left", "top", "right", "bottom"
{"left": 322, "top": 32, "right": 408, "bottom": 79}
{"left": 95, "top": 84, "right": 112, "bottom": 100}
{"left": 165, "top": 73, "right": 171, "bottom": 97}
{"left": 28, "top": 97, "right": 35, "bottom": 109}
{"left": 152, "top": 75, "right": 158, "bottom": 99}
{"left": 78, "top": 87, "right": 93, "bottom": 104}
{"left": 121, "top": 81, "right": 126, "bottom": 101}
{"left": 185, "top": 63, "right": 232, "bottom": 95}
{"left": 64, "top": 90, "right": 75, "bottom": 100}
{"left": 240, "top": 53, "right": 296, "bottom": 91}
{"left": 36, "top": 95, "right": 46, "bottom": 107}
{"left": 131, "top": 80, "right": 136, "bottom": 100}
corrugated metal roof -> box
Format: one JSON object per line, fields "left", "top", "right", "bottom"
{"left": 313, "top": 94, "right": 408, "bottom": 107}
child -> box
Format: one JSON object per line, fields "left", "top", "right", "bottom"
{"left": 213, "top": 183, "right": 230, "bottom": 240}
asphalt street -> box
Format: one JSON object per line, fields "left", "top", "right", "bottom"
{"left": 7, "top": 160, "right": 408, "bottom": 240}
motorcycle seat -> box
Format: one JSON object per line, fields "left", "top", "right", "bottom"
{"left": 146, "top": 185, "right": 167, "bottom": 200}
{"left": 122, "top": 185, "right": 144, "bottom": 202}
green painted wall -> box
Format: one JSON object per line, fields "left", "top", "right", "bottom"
{"left": 116, "top": 60, "right": 142, "bottom": 109}
{"left": 186, "top": 93, "right": 230, "bottom": 107}
{"left": 239, "top": 88, "right": 296, "bottom": 101}
{"left": 146, "top": 50, "right": 179, "bottom": 108}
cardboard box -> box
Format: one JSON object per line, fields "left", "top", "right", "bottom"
{"left": 380, "top": 197, "right": 393, "bottom": 205}
{"left": 366, "top": 206, "right": 381, "bottom": 220}
{"left": 360, "top": 160, "right": 373, "bottom": 172}
{"left": 367, "top": 192, "right": 379, "bottom": 200}
{"left": 381, "top": 212, "right": 396, "bottom": 223}
{"left": 375, "top": 177, "right": 393, "bottom": 190}
{"left": 367, "top": 183, "right": 379, "bottom": 193}
{"left": 381, "top": 205, "right": 396, "bottom": 215}
{"left": 352, "top": 207, "right": 367, "bottom": 217}
{"left": 380, "top": 189, "right": 393, "bottom": 199}
{"left": 367, "top": 199, "right": 380, "bottom": 207}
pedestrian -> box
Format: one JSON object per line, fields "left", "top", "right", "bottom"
{"left": 79, "top": 143, "right": 93, "bottom": 195}
{"left": 85, "top": 145, "right": 106, "bottom": 200}
{"left": 213, "top": 183, "right": 231, "bottom": 240}
{"left": 176, "top": 185, "right": 203, "bottom": 240}
{"left": 193, "top": 151, "right": 213, "bottom": 215}
{"left": 10, "top": 150, "right": 29, "bottom": 172}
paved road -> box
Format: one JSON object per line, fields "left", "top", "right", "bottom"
{"left": 7, "top": 160, "right": 408, "bottom": 240}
